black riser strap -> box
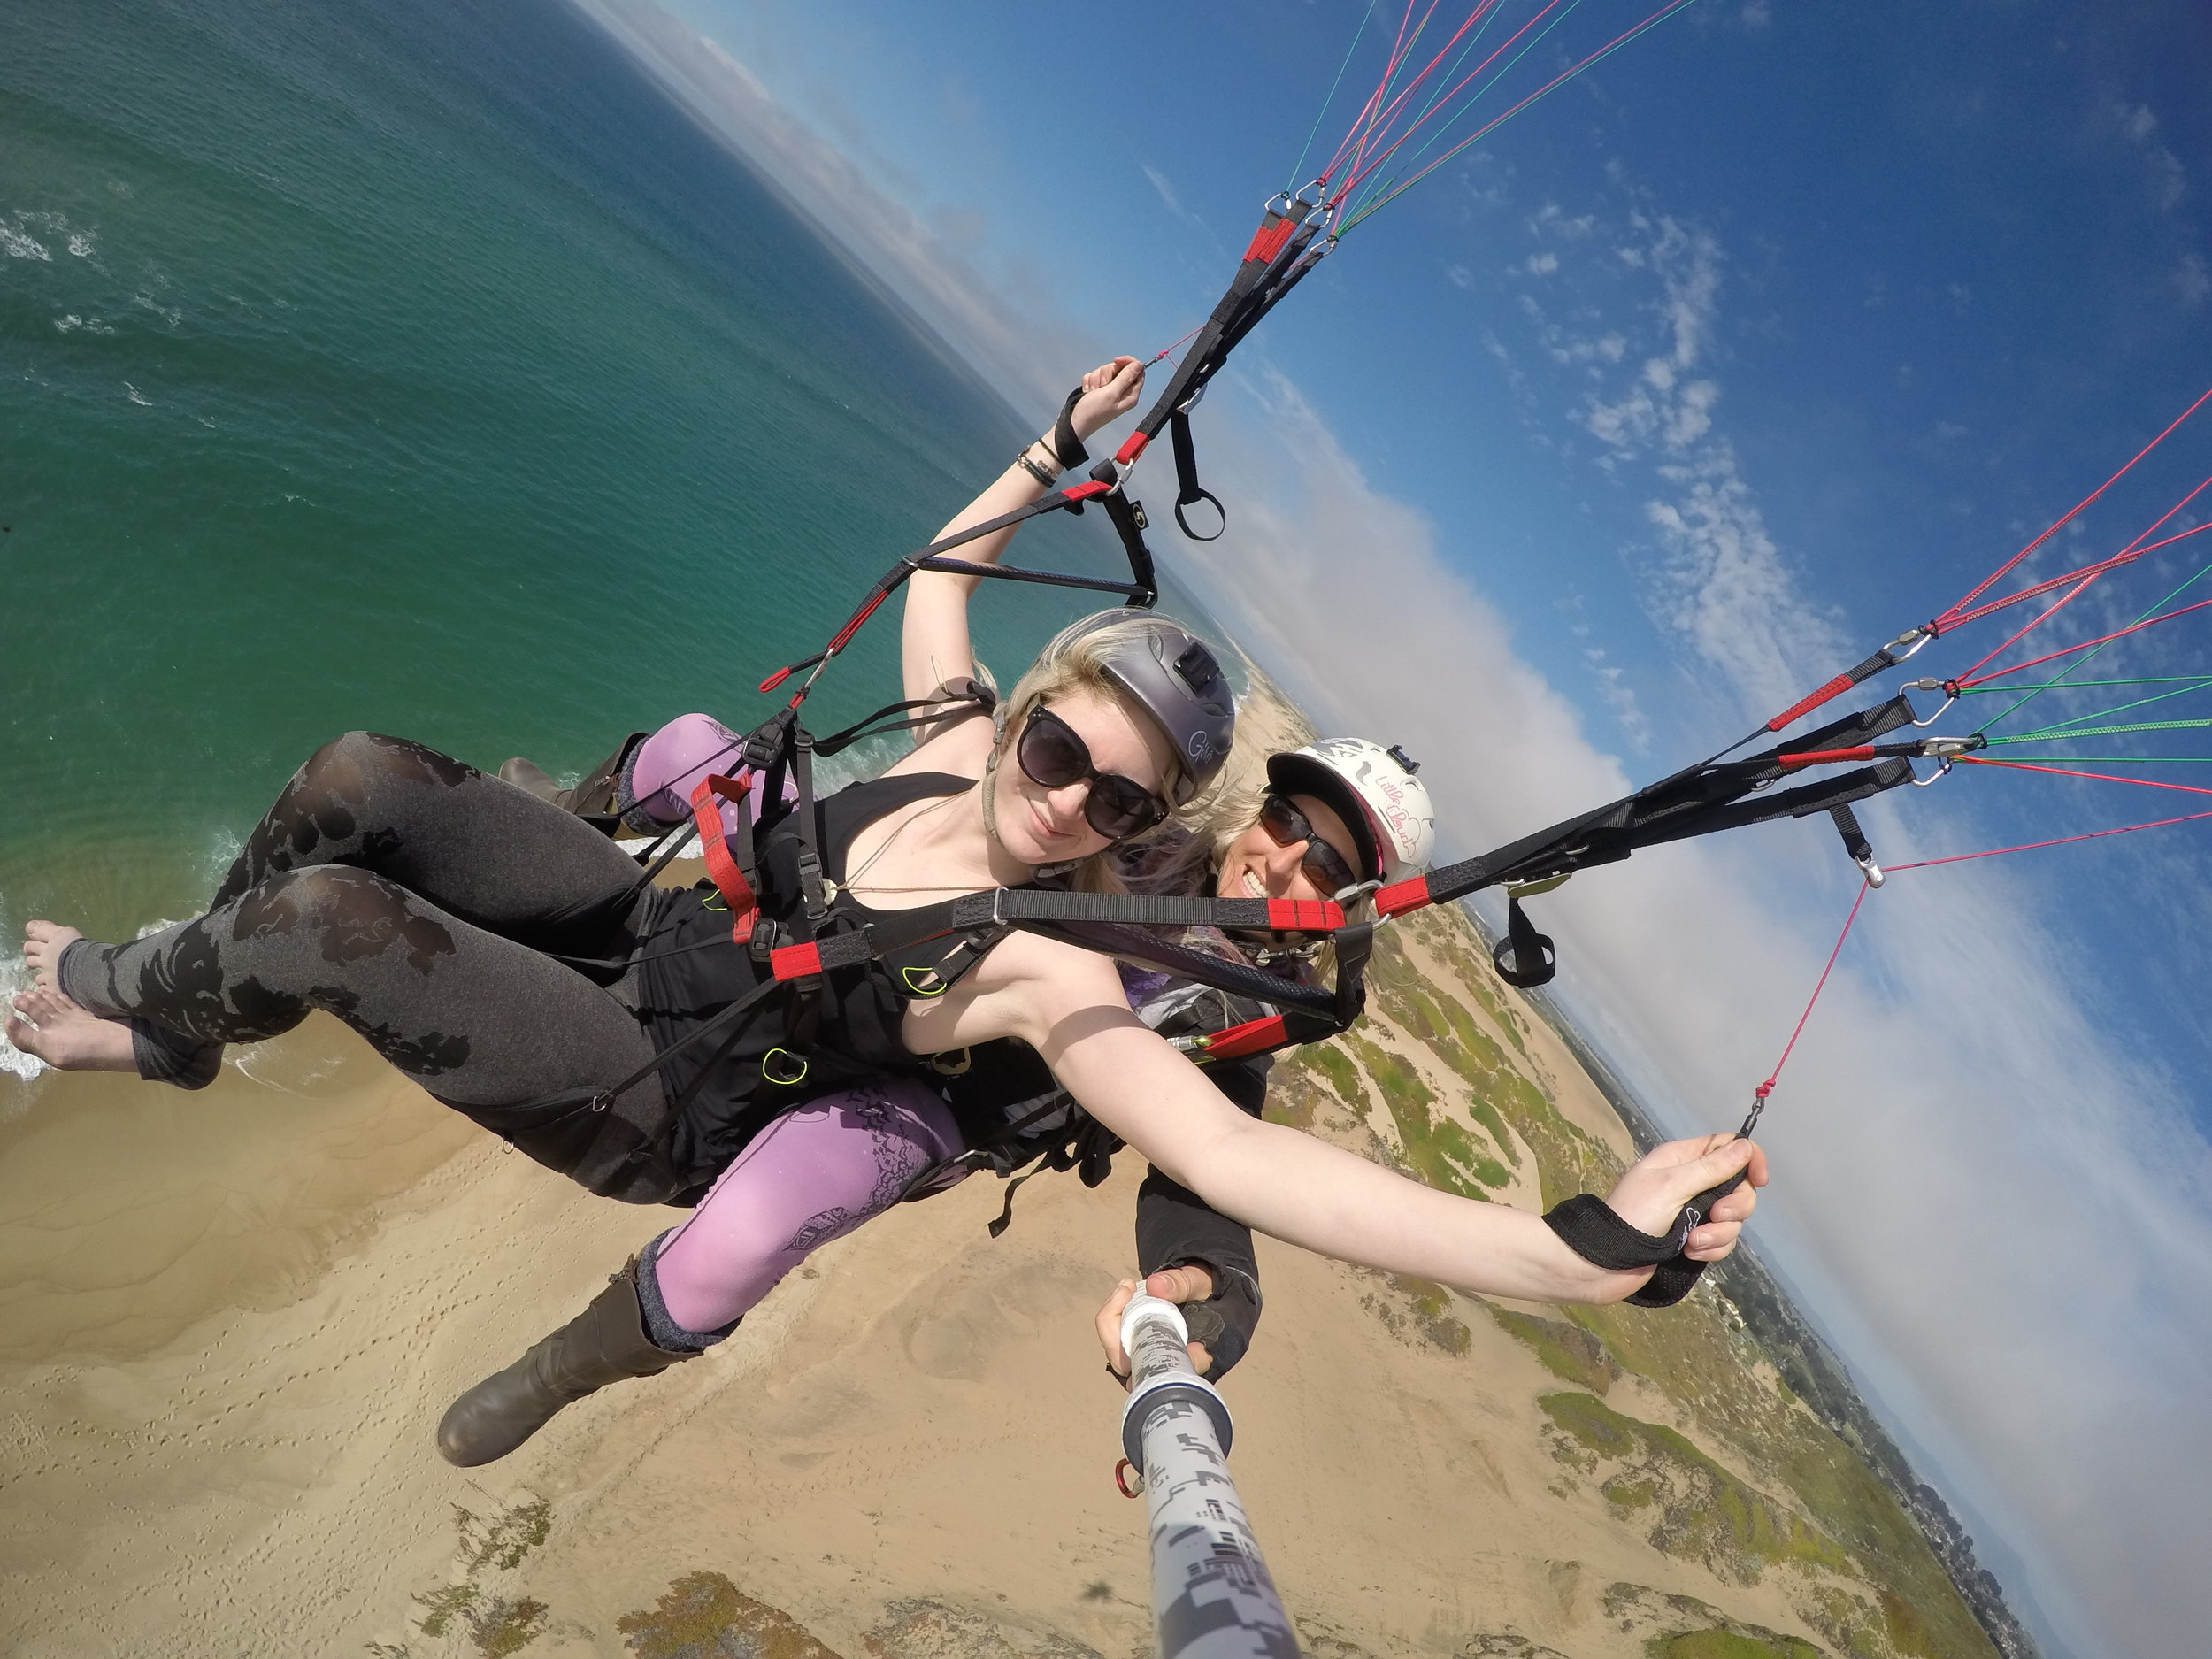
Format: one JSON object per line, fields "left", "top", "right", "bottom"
{"left": 1493, "top": 895, "right": 1556, "bottom": 988}
{"left": 911, "top": 557, "right": 1149, "bottom": 595}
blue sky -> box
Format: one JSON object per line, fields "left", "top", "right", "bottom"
{"left": 575, "top": 3, "right": 2211, "bottom": 1653}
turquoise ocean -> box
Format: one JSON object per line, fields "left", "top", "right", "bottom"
{"left": 2, "top": 0, "right": 1169, "bottom": 1085}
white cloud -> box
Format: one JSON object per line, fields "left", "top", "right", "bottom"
{"left": 2178, "top": 251, "right": 2209, "bottom": 307}
{"left": 1582, "top": 643, "right": 1653, "bottom": 752}
{"left": 2114, "top": 98, "right": 2187, "bottom": 210}
{"left": 1141, "top": 162, "right": 1198, "bottom": 227}
{"left": 1548, "top": 215, "right": 1846, "bottom": 715}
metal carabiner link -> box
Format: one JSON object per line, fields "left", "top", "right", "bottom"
{"left": 1905, "top": 677, "right": 1960, "bottom": 727}
{"left": 1886, "top": 625, "right": 1937, "bottom": 665}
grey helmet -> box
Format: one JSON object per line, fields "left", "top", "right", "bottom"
{"left": 1054, "top": 611, "right": 1237, "bottom": 803}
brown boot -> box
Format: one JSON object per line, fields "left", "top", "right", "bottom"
{"left": 496, "top": 756, "right": 566, "bottom": 807}
{"left": 435, "top": 1260, "right": 697, "bottom": 1467}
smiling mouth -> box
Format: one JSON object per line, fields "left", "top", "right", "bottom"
{"left": 1029, "top": 801, "right": 1076, "bottom": 843}
{"left": 1240, "top": 869, "right": 1267, "bottom": 899}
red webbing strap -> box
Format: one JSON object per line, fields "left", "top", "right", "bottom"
{"left": 1374, "top": 875, "right": 1432, "bottom": 918}
{"left": 688, "top": 775, "right": 759, "bottom": 944}
{"left": 1198, "top": 1015, "right": 1289, "bottom": 1063}
{"left": 770, "top": 931, "right": 888, "bottom": 983}
{"left": 1766, "top": 674, "right": 1856, "bottom": 733}
{"left": 1241, "top": 217, "right": 1297, "bottom": 265}
{"left": 1776, "top": 746, "right": 1877, "bottom": 770}
{"left": 771, "top": 941, "right": 822, "bottom": 981}
{"left": 1265, "top": 898, "right": 1342, "bottom": 932}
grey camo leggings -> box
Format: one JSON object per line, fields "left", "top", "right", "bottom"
{"left": 60, "top": 728, "right": 972, "bottom": 1340}
{"left": 59, "top": 733, "right": 669, "bottom": 1185}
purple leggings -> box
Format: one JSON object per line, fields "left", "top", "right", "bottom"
{"left": 642, "top": 1062, "right": 966, "bottom": 1343}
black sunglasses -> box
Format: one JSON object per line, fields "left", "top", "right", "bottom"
{"left": 1016, "top": 705, "right": 1171, "bottom": 841}
{"left": 1258, "top": 793, "right": 1363, "bottom": 897}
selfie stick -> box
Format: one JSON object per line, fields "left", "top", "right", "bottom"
{"left": 1118, "top": 1294, "right": 1301, "bottom": 1658}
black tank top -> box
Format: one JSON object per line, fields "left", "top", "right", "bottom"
{"left": 635, "top": 770, "right": 982, "bottom": 1199}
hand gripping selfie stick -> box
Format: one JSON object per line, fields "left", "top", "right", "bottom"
{"left": 1117, "top": 1294, "right": 1301, "bottom": 1658}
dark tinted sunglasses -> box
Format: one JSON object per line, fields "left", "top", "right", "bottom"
{"left": 1016, "top": 705, "right": 1171, "bottom": 841}
{"left": 1259, "top": 793, "right": 1363, "bottom": 897}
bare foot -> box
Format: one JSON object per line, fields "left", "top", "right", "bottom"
{"left": 5, "top": 987, "right": 137, "bottom": 1072}
{"left": 22, "top": 919, "right": 84, "bottom": 990}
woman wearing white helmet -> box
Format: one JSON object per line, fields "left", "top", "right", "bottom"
{"left": 1056, "top": 734, "right": 1433, "bottom": 1383}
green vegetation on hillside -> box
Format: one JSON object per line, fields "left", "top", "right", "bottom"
{"left": 1541, "top": 1391, "right": 1850, "bottom": 1582}
{"left": 1653, "top": 1631, "right": 1823, "bottom": 1659}
{"left": 1293, "top": 905, "right": 2001, "bottom": 1659}
{"left": 1487, "top": 1303, "right": 1620, "bottom": 1396}
{"left": 618, "top": 1571, "right": 841, "bottom": 1659}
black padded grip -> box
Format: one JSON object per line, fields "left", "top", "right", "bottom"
{"left": 1544, "top": 1186, "right": 1739, "bottom": 1310}
{"left": 1050, "top": 386, "right": 1088, "bottom": 471}
{"left": 1541, "top": 1194, "right": 1683, "bottom": 1268}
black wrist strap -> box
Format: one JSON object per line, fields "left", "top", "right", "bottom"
{"left": 1542, "top": 1194, "right": 1706, "bottom": 1310}
{"left": 1625, "top": 1257, "right": 1707, "bottom": 1308}
{"left": 1051, "top": 386, "right": 1089, "bottom": 471}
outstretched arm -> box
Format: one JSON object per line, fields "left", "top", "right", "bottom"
{"left": 899, "top": 357, "right": 1146, "bottom": 704}
{"left": 1031, "top": 989, "right": 1763, "bottom": 1304}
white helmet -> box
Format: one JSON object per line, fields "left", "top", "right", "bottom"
{"left": 1266, "top": 739, "right": 1436, "bottom": 882}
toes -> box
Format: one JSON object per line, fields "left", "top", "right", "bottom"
{"left": 4, "top": 1011, "right": 46, "bottom": 1059}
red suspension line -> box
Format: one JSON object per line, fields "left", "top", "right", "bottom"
{"left": 1958, "top": 592, "right": 2212, "bottom": 689}
{"left": 1753, "top": 882, "right": 1869, "bottom": 1107}
{"left": 1937, "top": 383, "right": 2212, "bottom": 628}
{"left": 1956, "top": 756, "right": 2212, "bottom": 799}
{"left": 1950, "top": 514, "right": 2212, "bottom": 686}
{"left": 1887, "top": 808, "right": 2212, "bottom": 872}
{"left": 1339, "top": 0, "right": 1576, "bottom": 200}
{"left": 1952, "top": 572, "right": 2110, "bottom": 687}
{"left": 1347, "top": 0, "right": 1706, "bottom": 217}
{"left": 1943, "top": 508, "right": 2212, "bottom": 633}
{"left": 1322, "top": 0, "right": 1440, "bottom": 191}
{"left": 1345, "top": 0, "right": 1508, "bottom": 171}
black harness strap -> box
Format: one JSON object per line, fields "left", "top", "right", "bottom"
{"left": 1493, "top": 895, "right": 1557, "bottom": 989}
{"left": 1169, "top": 407, "right": 1224, "bottom": 541}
